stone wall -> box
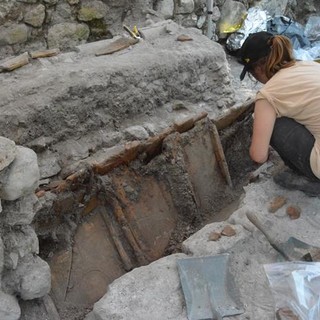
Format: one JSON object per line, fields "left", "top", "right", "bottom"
{"left": 0, "top": 0, "right": 244, "bottom": 59}
{"left": 0, "top": 0, "right": 315, "bottom": 60}
{"left": 0, "top": 137, "right": 51, "bottom": 320}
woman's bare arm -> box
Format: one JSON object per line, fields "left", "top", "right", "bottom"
{"left": 250, "top": 99, "right": 277, "bottom": 163}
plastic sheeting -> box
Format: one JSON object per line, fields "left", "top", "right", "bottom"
{"left": 226, "top": 7, "right": 320, "bottom": 61}
{"left": 264, "top": 262, "right": 320, "bottom": 320}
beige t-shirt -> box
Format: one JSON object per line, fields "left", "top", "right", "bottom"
{"left": 256, "top": 61, "right": 320, "bottom": 179}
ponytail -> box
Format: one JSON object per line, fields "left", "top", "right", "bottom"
{"left": 265, "top": 35, "right": 296, "bottom": 78}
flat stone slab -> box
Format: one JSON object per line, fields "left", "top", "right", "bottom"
{"left": 87, "top": 253, "right": 189, "bottom": 320}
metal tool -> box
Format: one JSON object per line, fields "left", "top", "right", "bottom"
{"left": 123, "top": 25, "right": 144, "bottom": 40}
{"left": 246, "top": 211, "right": 320, "bottom": 261}
{"left": 177, "top": 254, "right": 244, "bottom": 320}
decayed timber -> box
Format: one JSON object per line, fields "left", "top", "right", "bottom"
{"left": 99, "top": 207, "right": 133, "bottom": 271}
{"left": 43, "top": 112, "right": 208, "bottom": 193}
{"left": 30, "top": 48, "right": 60, "bottom": 59}
{"left": 95, "top": 37, "right": 139, "bottom": 56}
{"left": 209, "top": 119, "right": 233, "bottom": 188}
{"left": 0, "top": 52, "right": 29, "bottom": 72}
{"left": 215, "top": 98, "right": 254, "bottom": 130}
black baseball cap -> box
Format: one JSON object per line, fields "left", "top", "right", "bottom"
{"left": 239, "top": 31, "right": 274, "bottom": 80}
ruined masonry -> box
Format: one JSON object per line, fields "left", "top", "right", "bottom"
{"left": 0, "top": 137, "right": 51, "bottom": 320}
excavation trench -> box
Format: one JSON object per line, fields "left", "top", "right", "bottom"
{"left": 31, "top": 101, "right": 255, "bottom": 319}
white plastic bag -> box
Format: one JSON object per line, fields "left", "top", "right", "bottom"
{"left": 264, "top": 262, "right": 320, "bottom": 320}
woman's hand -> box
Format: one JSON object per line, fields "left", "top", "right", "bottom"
{"left": 250, "top": 99, "right": 277, "bottom": 163}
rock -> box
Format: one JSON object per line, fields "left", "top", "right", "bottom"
{"left": 286, "top": 205, "right": 301, "bottom": 220}
{"left": 0, "top": 24, "right": 29, "bottom": 46}
{"left": 0, "top": 291, "right": 21, "bottom": 320}
{"left": 37, "top": 150, "right": 61, "bottom": 179}
{"left": 212, "top": 6, "right": 221, "bottom": 22}
{"left": 67, "top": 0, "right": 79, "bottom": 4}
{"left": 24, "top": 4, "right": 46, "bottom": 27}
{"left": 3, "top": 225, "right": 39, "bottom": 267}
{"left": 78, "top": 0, "right": 108, "bottom": 22}
{"left": 26, "top": 136, "right": 54, "bottom": 153}
{"left": 268, "top": 196, "right": 287, "bottom": 213}
{"left": 47, "top": 22, "right": 90, "bottom": 49}
{"left": 0, "top": 146, "right": 40, "bottom": 201}
{"left": 175, "top": 0, "right": 195, "bottom": 14}
{"left": 54, "top": 139, "right": 89, "bottom": 167}
{"left": 88, "top": 253, "right": 188, "bottom": 320}
{"left": 3, "top": 254, "right": 51, "bottom": 300}
{"left": 1, "top": 194, "right": 39, "bottom": 226}
{"left": 221, "top": 225, "right": 236, "bottom": 237}
{"left": 124, "top": 125, "right": 149, "bottom": 141}
{"left": 0, "top": 137, "right": 16, "bottom": 172}
{"left": 155, "top": 0, "right": 174, "bottom": 19}
{"left": 51, "top": 2, "right": 73, "bottom": 24}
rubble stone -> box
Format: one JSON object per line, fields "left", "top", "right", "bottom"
{"left": 3, "top": 254, "right": 51, "bottom": 300}
{"left": 0, "top": 24, "right": 29, "bottom": 45}
{"left": 3, "top": 225, "right": 39, "bottom": 266}
{"left": 37, "top": 150, "right": 61, "bottom": 179}
{"left": 0, "top": 146, "right": 40, "bottom": 201}
{"left": 124, "top": 125, "right": 149, "bottom": 141}
{"left": 47, "top": 22, "right": 90, "bottom": 49}
{"left": 175, "top": 0, "right": 195, "bottom": 14}
{"left": 1, "top": 194, "right": 38, "bottom": 226}
{"left": 0, "top": 137, "right": 16, "bottom": 172}
{"left": 78, "top": 0, "right": 108, "bottom": 21}
{"left": 155, "top": 0, "right": 174, "bottom": 19}
{"left": 0, "top": 291, "right": 21, "bottom": 320}
{"left": 24, "top": 4, "right": 45, "bottom": 27}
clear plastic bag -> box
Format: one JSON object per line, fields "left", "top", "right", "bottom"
{"left": 264, "top": 262, "right": 320, "bottom": 320}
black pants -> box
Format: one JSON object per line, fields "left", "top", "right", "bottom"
{"left": 270, "top": 117, "right": 319, "bottom": 181}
